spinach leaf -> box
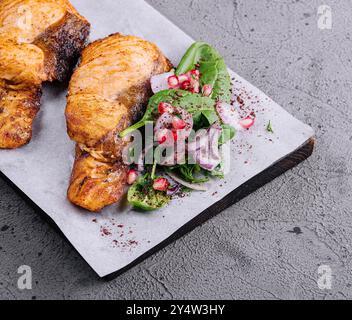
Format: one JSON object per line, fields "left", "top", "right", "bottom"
{"left": 202, "top": 110, "right": 219, "bottom": 126}
{"left": 176, "top": 42, "right": 232, "bottom": 103}
{"left": 120, "top": 89, "right": 216, "bottom": 137}
{"left": 209, "top": 162, "right": 225, "bottom": 179}
{"left": 219, "top": 124, "right": 236, "bottom": 145}
{"left": 192, "top": 110, "right": 219, "bottom": 131}
{"left": 169, "top": 164, "right": 209, "bottom": 184}
{"left": 155, "top": 89, "right": 216, "bottom": 113}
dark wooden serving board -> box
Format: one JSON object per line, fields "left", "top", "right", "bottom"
{"left": 0, "top": 138, "right": 315, "bottom": 280}
{"left": 0, "top": 0, "right": 316, "bottom": 278}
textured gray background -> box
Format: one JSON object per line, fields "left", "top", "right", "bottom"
{"left": 0, "top": 0, "right": 351, "bottom": 300}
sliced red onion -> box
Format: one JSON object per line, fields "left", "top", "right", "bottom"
{"left": 216, "top": 101, "right": 243, "bottom": 131}
{"left": 199, "top": 125, "right": 222, "bottom": 171}
{"left": 151, "top": 69, "right": 201, "bottom": 94}
{"left": 177, "top": 74, "right": 190, "bottom": 83}
{"left": 154, "top": 110, "right": 189, "bottom": 165}
{"left": 188, "top": 123, "right": 223, "bottom": 172}
{"left": 156, "top": 146, "right": 186, "bottom": 167}
{"left": 127, "top": 169, "right": 138, "bottom": 185}
{"left": 239, "top": 116, "right": 255, "bottom": 129}
{"left": 172, "top": 116, "right": 186, "bottom": 130}
{"left": 188, "top": 69, "right": 200, "bottom": 79}
{"left": 151, "top": 71, "right": 175, "bottom": 94}
{"left": 202, "top": 84, "right": 213, "bottom": 97}
{"left": 167, "top": 184, "right": 181, "bottom": 196}
{"left": 166, "top": 172, "right": 208, "bottom": 192}
{"left": 168, "top": 75, "right": 179, "bottom": 88}
{"left": 154, "top": 107, "right": 193, "bottom": 141}
{"left": 155, "top": 112, "right": 174, "bottom": 134}
{"left": 155, "top": 128, "right": 173, "bottom": 145}
{"left": 190, "top": 77, "right": 200, "bottom": 93}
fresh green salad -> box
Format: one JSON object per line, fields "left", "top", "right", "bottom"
{"left": 121, "top": 42, "right": 255, "bottom": 211}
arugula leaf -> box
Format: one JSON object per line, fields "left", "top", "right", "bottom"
{"left": 267, "top": 121, "right": 274, "bottom": 133}
{"left": 176, "top": 42, "right": 232, "bottom": 103}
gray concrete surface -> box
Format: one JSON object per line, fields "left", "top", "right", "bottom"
{"left": 1, "top": 0, "right": 351, "bottom": 300}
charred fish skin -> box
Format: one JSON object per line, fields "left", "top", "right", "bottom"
{"left": 65, "top": 33, "right": 172, "bottom": 212}
{"left": 0, "top": 0, "right": 90, "bottom": 149}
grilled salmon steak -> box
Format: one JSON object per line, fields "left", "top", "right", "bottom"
{"left": 0, "top": 0, "right": 90, "bottom": 149}
{"left": 66, "top": 33, "right": 172, "bottom": 212}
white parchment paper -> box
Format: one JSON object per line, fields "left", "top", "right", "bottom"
{"left": 0, "top": 0, "right": 314, "bottom": 277}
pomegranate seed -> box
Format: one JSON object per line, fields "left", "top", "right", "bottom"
{"left": 190, "top": 83, "right": 200, "bottom": 94}
{"left": 156, "top": 129, "right": 169, "bottom": 144}
{"left": 172, "top": 116, "right": 186, "bottom": 130}
{"left": 177, "top": 74, "right": 190, "bottom": 83}
{"left": 127, "top": 169, "right": 138, "bottom": 185}
{"left": 153, "top": 178, "right": 170, "bottom": 192}
{"left": 186, "top": 70, "right": 199, "bottom": 81}
{"left": 239, "top": 116, "right": 255, "bottom": 129}
{"left": 189, "top": 76, "right": 200, "bottom": 93}
{"left": 190, "top": 69, "right": 200, "bottom": 78}
{"left": 172, "top": 130, "right": 178, "bottom": 141}
{"left": 167, "top": 75, "right": 179, "bottom": 88}
{"left": 158, "top": 102, "right": 173, "bottom": 114}
{"left": 202, "top": 84, "right": 213, "bottom": 97}
{"left": 158, "top": 134, "right": 167, "bottom": 144}
{"left": 181, "top": 80, "right": 191, "bottom": 90}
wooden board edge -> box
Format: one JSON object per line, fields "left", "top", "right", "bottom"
{"left": 104, "top": 137, "right": 316, "bottom": 280}
{"left": 0, "top": 137, "right": 315, "bottom": 280}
